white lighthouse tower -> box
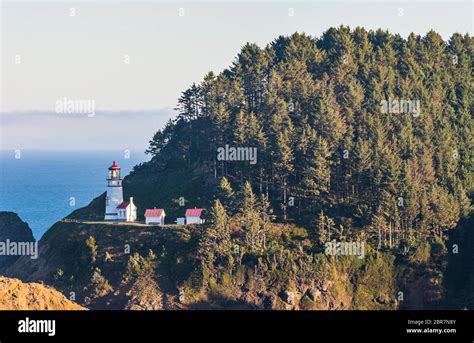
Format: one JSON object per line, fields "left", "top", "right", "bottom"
{"left": 104, "top": 161, "right": 123, "bottom": 220}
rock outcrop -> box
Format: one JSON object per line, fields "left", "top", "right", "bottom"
{"left": 0, "top": 211, "right": 35, "bottom": 271}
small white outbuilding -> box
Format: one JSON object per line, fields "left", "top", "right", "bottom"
{"left": 185, "top": 208, "right": 204, "bottom": 224}
{"left": 144, "top": 208, "right": 166, "bottom": 225}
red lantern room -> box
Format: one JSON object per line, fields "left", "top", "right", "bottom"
{"left": 108, "top": 160, "right": 121, "bottom": 180}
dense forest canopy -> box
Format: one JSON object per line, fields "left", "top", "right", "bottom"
{"left": 143, "top": 27, "right": 472, "bottom": 252}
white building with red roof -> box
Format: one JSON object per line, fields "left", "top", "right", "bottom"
{"left": 144, "top": 208, "right": 166, "bottom": 225}
{"left": 116, "top": 197, "right": 137, "bottom": 222}
{"left": 104, "top": 161, "right": 137, "bottom": 222}
{"left": 185, "top": 208, "right": 204, "bottom": 224}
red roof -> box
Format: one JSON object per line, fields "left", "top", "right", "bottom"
{"left": 185, "top": 208, "right": 203, "bottom": 217}
{"left": 144, "top": 209, "right": 165, "bottom": 217}
{"left": 116, "top": 202, "right": 129, "bottom": 209}
{"left": 109, "top": 160, "right": 121, "bottom": 170}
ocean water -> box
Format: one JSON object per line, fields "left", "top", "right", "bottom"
{"left": 0, "top": 150, "right": 149, "bottom": 239}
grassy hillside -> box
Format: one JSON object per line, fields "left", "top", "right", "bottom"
{"left": 0, "top": 276, "right": 85, "bottom": 310}
{"left": 6, "top": 220, "right": 197, "bottom": 309}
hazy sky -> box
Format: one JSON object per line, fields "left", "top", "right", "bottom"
{"left": 1, "top": 1, "right": 472, "bottom": 150}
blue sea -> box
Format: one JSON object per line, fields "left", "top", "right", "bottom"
{"left": 0, "top": 150, "right": 149, "bottom": 239}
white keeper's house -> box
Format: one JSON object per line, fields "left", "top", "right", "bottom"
{"left": 104, "top": 161, "right": 137, "bottom": 222}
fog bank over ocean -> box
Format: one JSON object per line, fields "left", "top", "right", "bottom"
{"left": 0, "top": 109, "right": 173, "bottom": 151}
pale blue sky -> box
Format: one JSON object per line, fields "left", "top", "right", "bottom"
{"left": 0, "top": 1, "right": 472, "bottom": 150}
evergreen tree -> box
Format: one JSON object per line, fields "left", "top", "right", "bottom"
{"left": 216, "top": 177, "right": 235, "bottom": 211}
{"left": 208, "top": 200, "right": 232, "bottom": 258}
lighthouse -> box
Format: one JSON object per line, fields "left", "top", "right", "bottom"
{"left": 104, "top": 161, "right": 137, "bottom": 222}
{"left": 104, "top": 161, "right": 123, "bottom": 220}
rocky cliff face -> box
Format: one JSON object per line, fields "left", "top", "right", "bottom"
{"left": 0, "top": 211, "right": 35, "bottom": 271}
{"left": 0, "top": 276, "right": 85, "bottom": 310}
